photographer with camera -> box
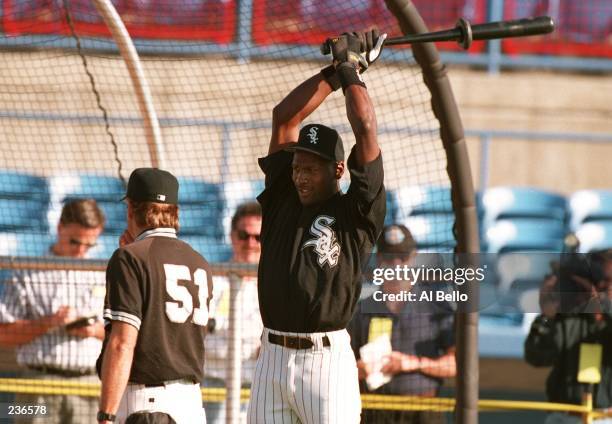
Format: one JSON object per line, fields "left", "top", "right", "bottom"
{"left": 524, "top": 248, "right": 612, "bottom": 423}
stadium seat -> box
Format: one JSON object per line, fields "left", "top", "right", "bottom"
{"left": 0, "top": 232, "right": 53, "bottom": 257}
{"left": 220, "top": 180, "right": 265, "bottom": 243}
{"left": 88, "top": 234, "right": 120, "bottom": 260}
{"left": 394, "top": 185, "right": 453, "bottom": 219}
{"left": 49, "top": 174, "right": 125, "bottom": 202}
{"left": 569, "top": 190, "right": 612, "bottom": 230}
{"left": 576, "top": 222, "right": 612, "bottom": 253}
{"left": 400, "top": 214, "right": 455, "bottom": 249}
{"left": 181, "top": 236, "right": 233, "bottom": 263}
{"left": 178, "top": 177, "right": 223, "bottom": 205}
{"left": 179, "top": 204, "right": 224, "bottom": 238}
{"left": 495, "top": 252, "right": 557, "bottom": 294}
{"left": 96, "top": 201, "right": 127, "bottom": 234}
{"left": 482, "top": 187, "right": 567, "bottom": 226}
{"left": 0, "top": 199, "right": 49, "bottom": 232}
{"left": 484, "top": 219, "right": 566, "bottom": 254}
{"left": 0, "top": 171, "right": 49, "bottom": 201}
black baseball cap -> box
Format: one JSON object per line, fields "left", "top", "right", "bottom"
{"left": 377, "top": 224, "right": 417, "bottom": 255}
{"left": 286, "top": 123, "right": 344, "bottom": 162}
{"left": 122, "top": 168, "right": 179, "bottom": 205}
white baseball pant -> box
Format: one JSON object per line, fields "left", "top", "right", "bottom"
{"left": 247, "top": 328, "right": 361, "bottom": 424}
{"left": 116, "top": 380, "right": 206, "bottom": 424}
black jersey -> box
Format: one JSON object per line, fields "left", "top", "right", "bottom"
{"left": 257, "top": 146, "right": 385, "bottom": 332}
{"left": 96, "top": 228, "right": 212, "bottom": 385}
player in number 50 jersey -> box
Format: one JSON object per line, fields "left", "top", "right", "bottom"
{"left": 96, "top": 168, "right": 212, "bottom": 424}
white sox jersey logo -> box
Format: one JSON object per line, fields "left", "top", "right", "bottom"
{"left": 307, "top": 126, "right": 319, "bottom": 144}
{"left": 303, "top": 215, "right": 340, "bottom": 268}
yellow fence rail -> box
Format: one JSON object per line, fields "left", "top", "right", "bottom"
{"left": 2, "top": 377, "right": 612, "bottom": 420}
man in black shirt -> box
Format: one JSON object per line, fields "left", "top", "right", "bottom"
{"left": 348, "top": 224, "right": 456, "bottom": 424}
{"left": 248, "top": 31, "right": 387, "bottom": 424}
{"left": 97, "top": 168, "right": 212, "bottom": 424}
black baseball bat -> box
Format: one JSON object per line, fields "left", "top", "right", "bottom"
{"left": 320, "top": 16, "right": 555, "bottom": 54}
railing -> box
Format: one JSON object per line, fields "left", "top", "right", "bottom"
{"left": 0, "top": 0, "right": 611, "bottom": 73}
{"left": 1, "top": 107, "right": 610, "bottom": 191}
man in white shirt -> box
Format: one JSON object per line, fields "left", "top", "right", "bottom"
{"left": 204, "top": 202, "right": 263, "bottom": 424}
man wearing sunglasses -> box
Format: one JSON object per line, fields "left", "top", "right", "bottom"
{"left": 0, "top": 198, "right": 106, "bottom": 424}
{"left": 204, "top": 201, "right": 264, "bottom": 423}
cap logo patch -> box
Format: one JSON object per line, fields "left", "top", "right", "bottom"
{"left": 385, "top": 226, "right": 405, "bottom": 245}
{"left": 307, "top": 127, "right": 319, "bottom": 144}
{"left": 156, "top": 194, "right": 166, "bottom": 201}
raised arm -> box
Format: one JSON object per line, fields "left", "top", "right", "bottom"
{"left": 269, "top": 70, "right": 336, "bottom": 155}
{"left": 327, "top": 30, "right": 385, "bottom": 166}
{"left": 345, "top": 83, "right": 379, "bottom": 166}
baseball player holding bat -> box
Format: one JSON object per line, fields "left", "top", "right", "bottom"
{"left": 247, "top": 30, "right": 387, "bottom": 423}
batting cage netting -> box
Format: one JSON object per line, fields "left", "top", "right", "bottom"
{"left": 0, "top": 1, "right": 471, "bottom": 423}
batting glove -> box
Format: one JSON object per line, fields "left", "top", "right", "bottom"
{"left": 355, "top": 28, "right": 387, "bottom": 71}
{"left": 328, "top": 33, "right": 368, "bottom": 70}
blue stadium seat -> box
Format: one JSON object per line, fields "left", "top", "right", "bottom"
{"left": 181, "top": 236, "right": 233, "bottom": 263}
{"left": 394, "top": 185, "right": 453, "bottom": 219}
{"left": 482, "top": 187, "right": 567, "bottom": 226}
{"left": 178, "top": 177, "right": 223, "bottom": 205}
{"left": 576, "top": 222, "right": 612, "bottom": 253}
{"left": 95, "top": 201, "right": 127, "bottom": 234}
{"left": 49, "top": 174, "right": 125, "bottom": 202}
{"left": 495, "top": 252, "right": 557, "bottom": 294}
{"left": 179, "top": 204, "right": 223, "bottom": 238}
{"left": 0, "top": 199, "right": 49, "bottom": 232}
{"left": 221, "top": 180, "right": 265, "bottom": 242}
{"left": 400, "top": 214, "right": 455, "bottom": 249}
{"left": 0, "top": 232, "right": 53, "bottom": 256}
{"left": 0, "top": 171, "right": 49, "bottom": 201}
{"left": 569, "top": 190, "right": 612, "bottom": 230}
{"left": 88, "top": 234, "right": 120, "bottom": 260}
{"left": 484, "top": 219, "right": 566, "bottom": 254}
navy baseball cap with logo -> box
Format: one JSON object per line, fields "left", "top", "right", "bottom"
{"left": 377, "top": 224, "right": 417, "bottom": 256}
{"left": 122, "top": 168, "right": 179, "bottom": 205}
{"left": 286, "top": 123, "right": 344, "bottom": 162}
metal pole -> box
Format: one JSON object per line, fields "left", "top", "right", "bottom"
{"left": 225, "top": 272, "right": 243, "bottom": 423}
{"left": 91, "top": 0, "right": 166, "bottom": 168}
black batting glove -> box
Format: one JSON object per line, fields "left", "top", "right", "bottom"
{"left": 328, "top": 33, "right": 367, "bottom": 70}
{"left": 354, "top": 28, "right": 387, "bottom": 71}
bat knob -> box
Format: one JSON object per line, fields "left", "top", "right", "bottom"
{"left": 455, "top": 18, "right": 473, "bottom": 50}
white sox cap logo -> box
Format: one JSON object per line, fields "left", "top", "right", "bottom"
{"left": 303, "top": 215, "right": 340, "bottom": 268}
{"left": 307, "top": 126, "right": 319, "bottom": 144}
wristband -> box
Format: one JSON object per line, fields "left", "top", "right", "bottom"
{"left": 320, "top": 65, "right": 341, "bottom": 92}
{"left": 336, "top": 63, "right": 366, "bottom": 93}
{"left": 97, "top": 411, "right": 116, "bottom": 422}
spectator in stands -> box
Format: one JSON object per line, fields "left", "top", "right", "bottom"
{"left": 0, "top": 199, "right": 105, "bottom": 424}
{"left": 203, "top": 201, "right": 263, "bottom": 424}
{"left": 525, "top": 249, "right": 612, "bottom": 424}
{"left": 348, "top": 224, "right": 456, "bottom": 424}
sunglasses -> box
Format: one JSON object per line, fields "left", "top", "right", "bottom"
{"left": 69, "top": 238, "right": 97, "bottom": 248}
{"left": 236, "top": 230, "right": 261, "bottom": 242}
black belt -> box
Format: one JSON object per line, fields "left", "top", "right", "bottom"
{"left": 268, "top": 333, "right": 330, "bottom": 350}
{"left": 28, "top": 365, "right": 95, "bottom": 377}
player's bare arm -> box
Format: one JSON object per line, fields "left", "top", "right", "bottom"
{"left": 269, "top": 73, "right": 334, "bottom": 154}
{"left": 345, "top": 83, "right": 379, "bottom": 166}
{"left": 99, "top": 321, "right": 138, "bottom": 419}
